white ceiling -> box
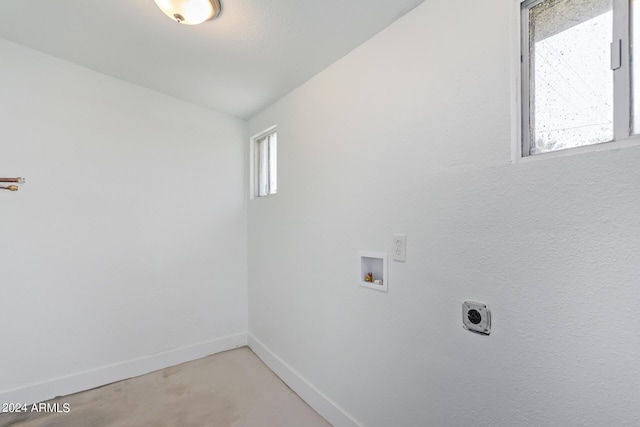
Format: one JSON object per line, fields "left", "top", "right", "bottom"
{"left": 0, "top": 0, "right": 425, "bottom": 119}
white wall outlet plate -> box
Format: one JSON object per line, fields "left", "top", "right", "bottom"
{"left": 462, "top": 301, "right": 491, "bottom": 335}
{"left": 392, "top": 234, "right": 406, "bottom": 262}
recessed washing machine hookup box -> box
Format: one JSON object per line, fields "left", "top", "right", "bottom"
{"left": 359, "top": 252, "right": 388, "bottom": 292}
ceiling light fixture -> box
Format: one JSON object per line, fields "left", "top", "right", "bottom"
{"left": 153, "top": 0, "right": 221, "bottom": 25}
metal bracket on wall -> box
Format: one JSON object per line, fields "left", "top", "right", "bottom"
{"left": 1, "top": 177, "right": 26, "bottom": 191}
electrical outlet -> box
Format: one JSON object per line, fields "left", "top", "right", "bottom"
{"left": 392, "top": 234, "right": 406, "bottom": 262}
{"left": 462, "top": 301, "right": 491, "bottom": 335}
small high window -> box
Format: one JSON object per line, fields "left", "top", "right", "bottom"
{"left": 252, "top": 127, "right": 277, "bottom": 197}
{"left": 521, "top": 0, "right": 636, "bottom": 156}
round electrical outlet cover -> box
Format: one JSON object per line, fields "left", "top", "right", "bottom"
{"left": 462, "top": 301, "right": 491, "bottom": 335}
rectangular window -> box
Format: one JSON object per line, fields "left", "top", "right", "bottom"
{"left": 632, "top": 0, "right": 640, "bottom": 132}
{"left": 521, "top": 0, "right": 634, "bottom": 156}
{"left": 252, "top": 128, "right": 277, "bottom": 197}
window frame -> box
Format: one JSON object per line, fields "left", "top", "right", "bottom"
{"left": 250, "top": 126, "right": 277, "bottom": 198}
{"left": 519, "top": 0, "right": 634, "bottom": 158}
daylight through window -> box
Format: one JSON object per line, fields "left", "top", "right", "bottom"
{"left": 521, "top": 0, "right": 636, "bottom": 156}
{"left": 254, "top": 129, "right": 277, "bottom": 197}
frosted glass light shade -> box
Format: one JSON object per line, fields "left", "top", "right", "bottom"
{"left": 154, "top": 0, "right": 221, "bottom": 25}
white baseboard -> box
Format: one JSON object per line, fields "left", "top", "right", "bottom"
{"left": 0, "top": 333, "right": 247, "bottom": 405}
{"left": 248, "top": 334, "right": 361, "bottom": 427}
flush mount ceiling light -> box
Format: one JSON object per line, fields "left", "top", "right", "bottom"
{"left": 154, "top": 0, "right": 221, "bottom": 25}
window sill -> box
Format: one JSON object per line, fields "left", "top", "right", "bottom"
{"left": 513, "top": 134, "right": 640, "bottom": 163}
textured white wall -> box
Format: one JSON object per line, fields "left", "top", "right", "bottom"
{"left": 248, "top": 0, "right": 640, "bottom": 426}
{"left": 0, "top": 39, "right": 248, "bottom": 402}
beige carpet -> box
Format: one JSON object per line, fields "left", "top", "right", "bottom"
{"left": 0, "top": 347, "right": 331, "bottom": 427}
